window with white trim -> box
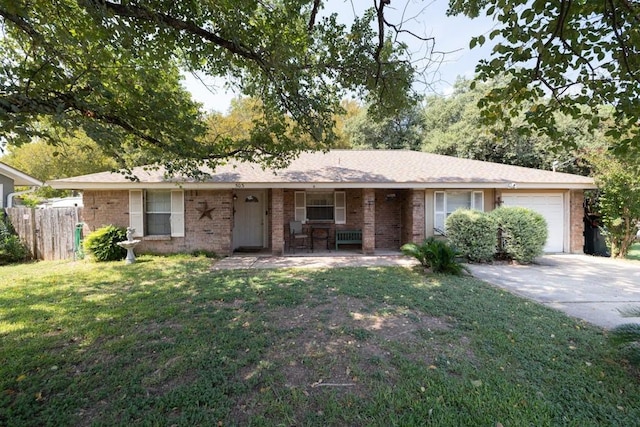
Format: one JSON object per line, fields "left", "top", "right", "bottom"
{"left": 434, "top": 190, "right": 484, "bottom": 234}
{"left": 146, "top": 191, "right": 171, "bottom": 235}
{"left": 129, "top": 190, "right": 184, "bottom": 237}
{"left": 294, "top": 190, "right": 346, "bottom": 224}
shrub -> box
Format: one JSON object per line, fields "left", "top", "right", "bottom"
{"left": 0, "top": 215, "right": 29, "bottom": 265}
{"left": 446, "top": 209, "right": 498, "bottom": 262}
{"left": 83, "top": 225, "right": 127, "bottom": 262}
{"left": 490, "top": 206, "right": 547, "bottom": 264}
{"left": 401, "top": 237, "right": 467, "bottom": 275}
{"left": 610, "top": 324, "right": 640, "bottom": 365}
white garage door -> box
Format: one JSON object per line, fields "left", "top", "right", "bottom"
{"left": 501, "top": 193, "right": 564, "bottom": 253}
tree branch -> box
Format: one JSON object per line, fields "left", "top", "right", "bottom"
{"left": 79, "top": 0, "right": 265, "bottom": 65}
{"left": 606, "top": 0, "right": 640, "bottom": 85}
{"left": 308, "top": 0, "right": 321, "bottom": 31}
{"left": 373, "top": 0, "right": 390, "bottom": 86}
{"left": 0, "top": 7, "right": 43, "bottom": 41}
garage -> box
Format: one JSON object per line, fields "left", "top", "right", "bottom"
{"left": 501, "top": 193, "right": 565, "bottom": 253}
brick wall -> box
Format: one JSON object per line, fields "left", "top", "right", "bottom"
{"left": 82, "top": 189, "right": 234, "bottom": 256}
{"left": 271, "top": 189, "right": 284, "bottom": 255}
{"left": 362, "top": 188, "right": 375, "bottom": 254}
{"left": 569, "top": 189, "right": 585, "bottom": 253}
{"left": 374, "top": 189, "right": 402, "bottom": 249}
{"left": 82, "top": 187, "right": 585, "bottom": 255}
{"left": 184, "top": 190, "right": 233, "bottom": 255}
{"left": 282, "top": 188, "right": 365, "bottom": 251}
{"left": 404, "top": 189, "right": 425, "bottom": 244}
{"left": 82, "top": 190, "right": 129, "bottom": 233}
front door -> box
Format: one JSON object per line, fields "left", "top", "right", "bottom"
{"left": 233, "top": 190, "right": 265, "bottom": 250}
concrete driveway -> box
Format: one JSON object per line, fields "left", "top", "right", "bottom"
{"left": 467, "top": 254, "right": 640, "bottom": 329}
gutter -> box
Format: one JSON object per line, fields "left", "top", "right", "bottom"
{"left": 6, "top": 187, "right": 38, "bottom": 208}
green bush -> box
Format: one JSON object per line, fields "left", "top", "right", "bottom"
{"left": 401, "top": 237, "right": 467, "bottom": 275}
{"left": 446, "top": 209, "right": 498, "bottom": 262}
{"left": 83, "top": 225, "right": 127, "bottom": 262}
{"left": 490, "top": 206, "right": 548, "bottom": 264}
{"left": 0, "top": 215, "right": 29, "bottom": 265}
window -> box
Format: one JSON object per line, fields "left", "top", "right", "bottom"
{"left": 129, "top": 190, "right": 184, "bottom": 237}
{"left": 294, "top": 191, "right": 346, "bottom": 224}
{"left": 434, "top": 190, "right": 484, "bottom": 234}
{"left": 306, "top": 191, "right": 334, "bottom": 221}
{"left": 146, "top": 191, "right": 171, "bottom": 235}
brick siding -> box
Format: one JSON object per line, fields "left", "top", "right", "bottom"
{"left": 570, "top": 189, "right": 585, "bottom": 253}
{"left": 82, "top": 189, "right": 233, "bottom": 256}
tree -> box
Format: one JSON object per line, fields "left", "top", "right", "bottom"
{"left": 421, "top": 77, "right": 606, "bottom": 173}
{"left": 587, "top": 150, "right": 640, "bottom": 258}
{"left": 1, "top": 1, "right": 427, "bottom": 175}
{"left": 448, "top": 1, "right": 640, "bottom": 154}
{"left": 344, "top": 104, "right": 425, "bottom": 150}
{"left": 1, "top": 131, "right": 117, "bottom": 182}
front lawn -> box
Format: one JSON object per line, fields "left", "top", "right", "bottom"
{"left": 1, "top": 256, "right": 639, "bottom": 426}
{"left": 627, "top": 243, "right": 640, "bottom": 261}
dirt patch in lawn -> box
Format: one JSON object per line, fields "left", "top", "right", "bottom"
{"left": 232, "top": 294, "right": 457, "bottom": 422}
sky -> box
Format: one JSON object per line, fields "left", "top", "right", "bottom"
{"left": 183, "top": 0, "right": 498, "bottom": 113}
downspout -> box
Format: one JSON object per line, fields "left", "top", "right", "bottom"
{"left": 6, "top": 187, "right": 38, "bottom": 208}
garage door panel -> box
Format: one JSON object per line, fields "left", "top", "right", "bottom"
{"left": 502, "top": 193, "right": 564, "bottom": 253}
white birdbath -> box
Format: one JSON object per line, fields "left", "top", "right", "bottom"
{"left": 117, "top": 227, "right": 141, "bottom": 264}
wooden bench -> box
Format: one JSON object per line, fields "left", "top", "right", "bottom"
{"left": 335, "top": 229, "right": 362, "bottom": 250}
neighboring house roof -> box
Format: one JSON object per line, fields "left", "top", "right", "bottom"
{"left": 0, "top": 162, "right": 43, "bottom": 186}
{"left": 47, "top": 150, "right": 595, "bottom": 190}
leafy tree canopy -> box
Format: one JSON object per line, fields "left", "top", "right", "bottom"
{"left": 448, "top": 0, "right": 640, "bottom": 154}
{"left": 587, "top": 149, "right": 640, "bottom": 258}
{"left": 344, "top": 103, "right": 425, "bottom": 150}
{"left": 1, "top": 130, "right": 116, "bottom": 182}
{"left": 1, "top": 0, "right": 425, "bottom": 176}
{"left": 421, "top": 77, "right": 609, "bottom": 174}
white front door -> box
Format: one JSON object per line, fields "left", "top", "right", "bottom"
{"left": 233, "top": 190, "right": 265, "bottom": 249}
{"left": 502, "top": 193, "right": 565, "bottom": 253}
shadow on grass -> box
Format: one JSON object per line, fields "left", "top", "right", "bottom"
{"left": 1, "top": 258, "right": 640, "bottom": 426}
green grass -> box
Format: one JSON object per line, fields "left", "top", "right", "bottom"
{"left": 1, "top": 255, "right": 639, "bottom": 426}
{"left": 627, "top": 243, "right": 640, "bottom": 261}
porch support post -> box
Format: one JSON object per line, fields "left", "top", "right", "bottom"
{"left": 569, "top": 189, "right": 584, "bottom": 254}
{"left": 411, "top": 189, "right": 426, "bottom": 243}
{"left": 362, "top": 188, "right": 375, "bottom": 254}
{"left": 271, "top": 188, "right": 284, "bottom": 256}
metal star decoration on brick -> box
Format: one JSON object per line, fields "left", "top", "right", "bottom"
{"left": 196, "top": 201, "right": 215, "bottom": 219}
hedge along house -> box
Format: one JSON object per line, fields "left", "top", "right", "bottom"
{"left": 48, "top": 150, "right": 596, "bottom": 256}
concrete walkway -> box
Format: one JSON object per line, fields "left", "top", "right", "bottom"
{"left": 211, "top": 251, "right": 419, "bottom": 270}
{"left": 467, "top": 254, "right": 640, "bottom": 329}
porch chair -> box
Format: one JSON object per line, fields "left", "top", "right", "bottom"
{"left": 289, "top": 221, "right": 309, "bottom": 253}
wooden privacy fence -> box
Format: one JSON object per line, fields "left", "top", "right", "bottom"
{"left": 5, "top": 207, "right": 82, "bottom": 261}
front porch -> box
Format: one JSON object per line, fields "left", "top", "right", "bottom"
{"left": 261, "top": 188, "right": 426, "bottom": 256}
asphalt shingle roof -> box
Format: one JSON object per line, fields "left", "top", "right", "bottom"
{"left": 48, "top": 150, "right": 595, "bottom": 189}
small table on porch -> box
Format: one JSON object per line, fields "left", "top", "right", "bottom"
{"left": 310, "top": 224, "right": 331, "bottom": 252}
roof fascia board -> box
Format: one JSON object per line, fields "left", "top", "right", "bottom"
{"left": 48, "top": 181, "right": 596, "bottom": 191}
{"left": 0, "top": 163, "right": 43, "bottom": 186}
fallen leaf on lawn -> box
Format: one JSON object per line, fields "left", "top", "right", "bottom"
{"left": 16, "top": 374, "right": 26, "bottom": 382}
{"left": 471, "top": 380, "right": 483, "bottom": 387}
